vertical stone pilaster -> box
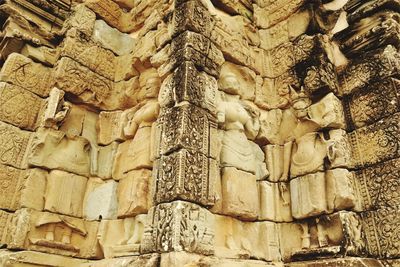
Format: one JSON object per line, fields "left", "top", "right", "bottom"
{"left": 145, "top": 0, "right": 223, "bottom": 255}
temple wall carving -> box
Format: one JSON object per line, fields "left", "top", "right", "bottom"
{"left": 0, "top": 0, "right": 398, "bottom": 266}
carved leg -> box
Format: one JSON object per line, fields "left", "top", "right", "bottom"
{"left": 45, "top": 224, "right": 55, "bottom": 241}
{"left": 300, "top": 223, "right": 311, "bottom": 249}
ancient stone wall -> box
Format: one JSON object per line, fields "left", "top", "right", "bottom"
{"left": 0, "top": 0, "right": 398, "bottom": 266}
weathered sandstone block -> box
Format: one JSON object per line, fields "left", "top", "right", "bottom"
{"left": 83, "top": 178, "right": 118, "bottom": 220}
{"left": 92, "top": 20, "right": 135, "bottom": 56}
{"left": 290, "top": 169, "right": 357, "bottom": 219}
{"left": 259, "top": 181, "right": 292, "bottom": 222}
{"left": 3, "top": 209, "right": 102, "bottom": 259}
{"left": 59, "top": 34, "right": 116, "bottom": 80}
{"left": 214, "top": 215, "right": 281, "bottom": 261}
{"left": 112, "top": 126, "right": 153, "bottom": 180}
{"left": 0, "top": 250, "right": 91, "bottom": 267}
{"left": 349, "top": 113, "right": 399, "bottom": 168}
{"left": 159, "top": 61, "right": 218, "bottom": 114}
{"left": 117, "top": 169, "right": 152, "bottom": 218}
{"left": 44, "top": 170, "right": 87, "bottom": 218}
{"left": 343, "top": 78, "right": 400, "bottom": 130}
{"left": 54, "top": 57, "right": 113, "bottom": 109}
{"left": 0, "top": 53, "right": 54, "bottom": 97}
{"left": 0, "top": 82, "right": 45, "bottom": 131}
{"left": 280, "top": 211, "right": 365, "bottom": 261}
{"left": 141, "top": 201, "right": 214, "bottom": 255}
{"left": 153, "top": 149, "right": 218, "bottom": 206}
{"left": 220, "top": 167, "right": 259, "bottom": 221}
{"left": 98, "top": 215, "right": 147, "bottom": 258}
{"left": 0, "top": 164, "right": 46, "bottom": 211}
{"left": 0, "top": 121, "right": 32, "bottom": 169}
{"left": 28, "top": 128, "right": 91, "bottom": 176}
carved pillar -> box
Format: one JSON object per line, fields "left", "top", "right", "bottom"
{"left": 144, "top": 0, "right": 223, "bottom": 255}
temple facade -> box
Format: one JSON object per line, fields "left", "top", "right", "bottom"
{"left": 0, "top": 0, "right": 399, "bottom": 266}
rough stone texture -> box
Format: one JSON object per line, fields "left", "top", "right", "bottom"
{"left": 0, "top": 0, "right": 398, "bottom": 265}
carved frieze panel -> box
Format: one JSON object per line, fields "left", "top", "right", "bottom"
{"left": 85, "top": 0, "right": 122, "bottom": 30}
{"left": 61, "top": 5, "right": 96, "bottom": 37}
{"left": 0, "top": 164, "right": 46, "bottom": 211}
{"left": 54, "top": 57, "right": 113, "bottom": 109}
{"left": 0, "top": 0, "right": 69, "bottom": 42}
{"left": 141, "top": 201, "right": 214, "bottom": 255}
{"left": 153, "top": 149, "right": 217, "bottom": 206}
{"left": 173, "top": 0, "right": 214, "bottom": 38}
{"left": 335, "top": 11, "right": 400, "bottom": 57}
{"left": 59, "top": 34, "right": 116, "bottom": 80}
{"left": 258, "top": 8, "right": 311, "bottom": 51}
{"left": 0, "top": 53, "right": 54, "bottom": 97}
{"left": 210, "top": 20, "right": 258, "bottom": 73}
{"left": 167, "top": 31, "right": 224, "bottom": 78}
{"left": 301, "top": 54, "right": 339, "bottom": 96}
{"left": 0, "top": 121, "right": 32, "bottom": 169}
{"left": 344, "top": 0, "right": 400, "bottom": 24}
{"left": 5, "top": 209, "right": 101, "bottom": 259}
{"left": 338, "top": 45, "right": 400, "bottom": 96}
{"left": 157, "top": 104, "right": 217, "bottom": 159}
{"left": 362, "top": 208, "right": 400, "bottom": 258}
{"left": 343, "top": 78, "right": 400, "bottom": 130}
{"left": 253, "top": 0, "right": 306, "bottom": 29}
{"left": 263, "top": 34, "right": 328, "bottom": 79}
{"left": 159, "top": 61, "right": 218, "bottom": 114}
{"left": 349, "top": 113, "right": 399, "bottom": 169}
{"left": 0, "top": 82, "right": 45, "bottom": 131}
{"left": 353, "top": 158, "right": 400, "bottom": 211}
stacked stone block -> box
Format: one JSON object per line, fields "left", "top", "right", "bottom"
{"left": 0, "top": 0, "right": 398, "bottom": 266}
